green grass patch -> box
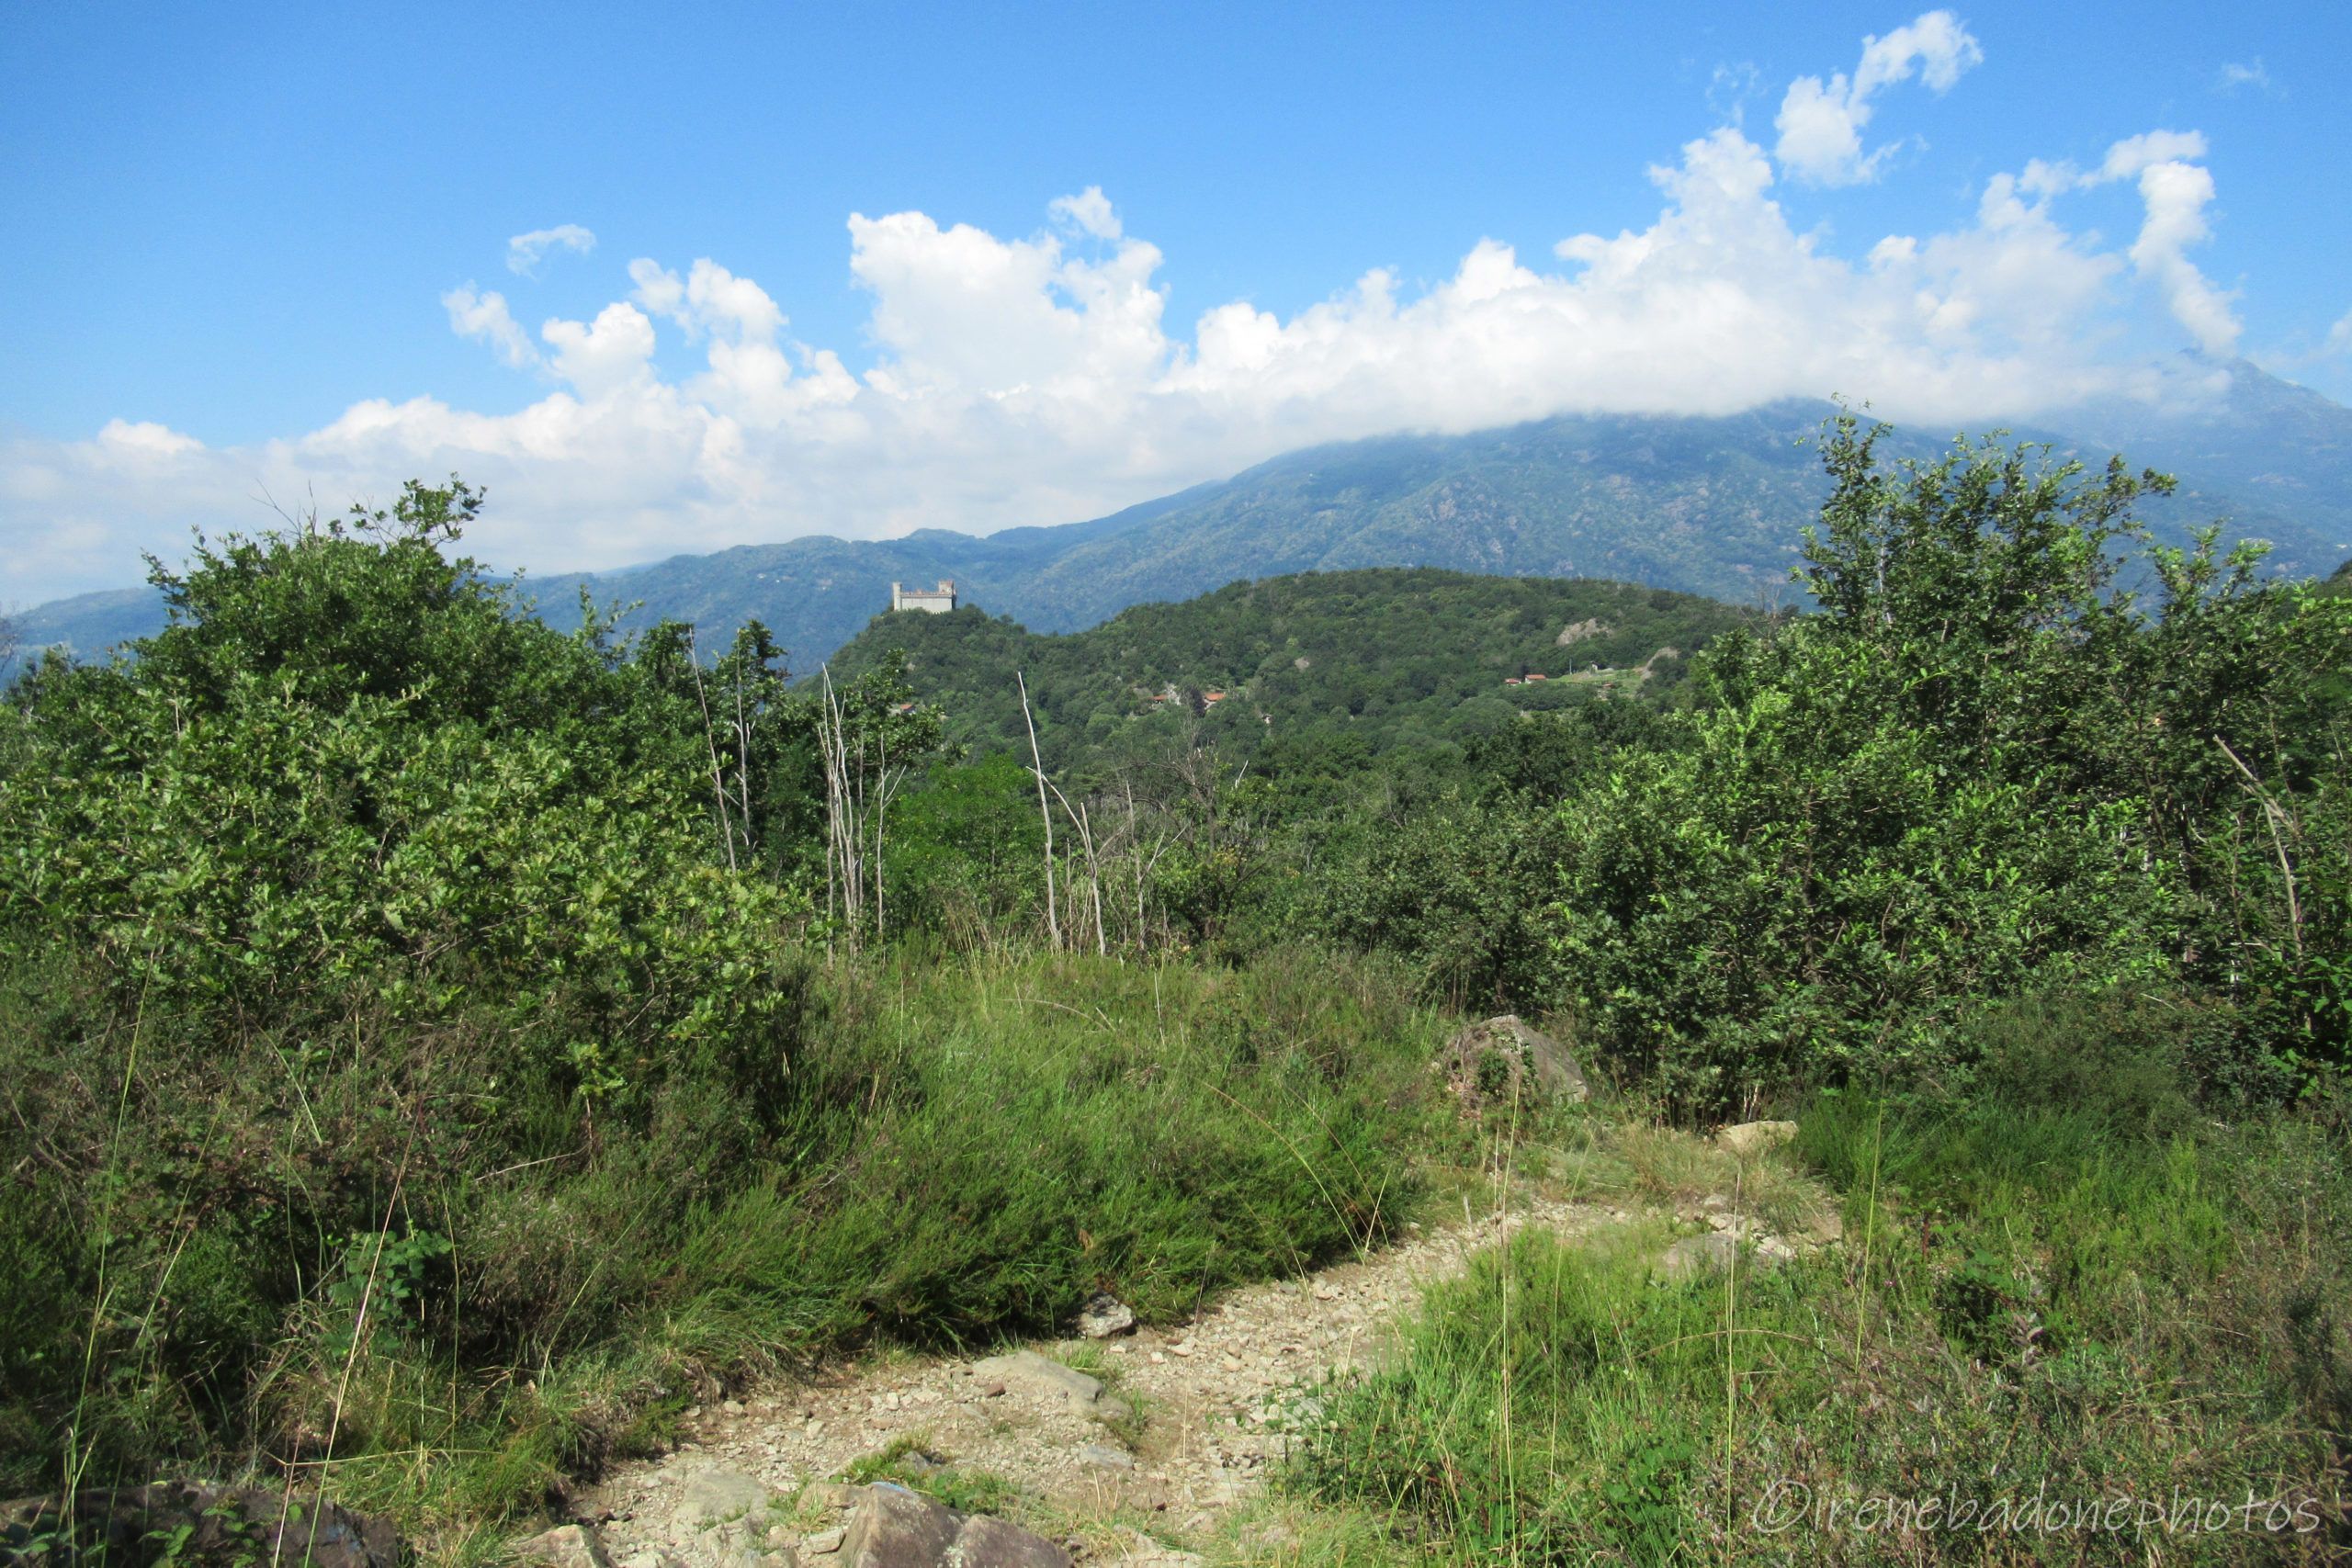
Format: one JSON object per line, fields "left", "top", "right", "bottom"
{"left": 841, "top": 1433, "right": 1023, "bottom": 1517}
{"left": 1290, "top": 1007, "right": 2352, "bottom": 1564}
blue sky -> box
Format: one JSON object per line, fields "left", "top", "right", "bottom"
{"left": 5, "top": 0, "right": 2348, "bottom": 603}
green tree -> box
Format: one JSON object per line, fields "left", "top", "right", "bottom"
{"left": 1544, "top": 418, "right": 2352, "bottom": 1106}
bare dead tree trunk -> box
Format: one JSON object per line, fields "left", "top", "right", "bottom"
{"left": 1070, "top": 796, "right": 1102, "bottom": 956}
{"left": 1045, "top": 776, "right": 1108, "bottom": 958}
{"left": 1019, "top": 671, "right": 1059, "bottom": 951}
{"left": 686, "top": 628, "right": 737, "bottom": 872}
{"left": 730, "top": 655, "right": 755, "bottom": 867}
{"left": 819, "top": 667, "right": 864, "bottom": 953}
{"left": 1080, "top": 800, "right": 1108, "bottom": 957}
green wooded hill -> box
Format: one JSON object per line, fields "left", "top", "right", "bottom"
{"left": 824, "top": 567, "right": 1754, "bottom": 773}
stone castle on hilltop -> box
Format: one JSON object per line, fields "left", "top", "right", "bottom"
{"left": 889, "top": 580, "right": 957, "bottom": 614}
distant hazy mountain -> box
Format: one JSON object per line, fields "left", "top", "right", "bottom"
{"left": 16, "top": 364, "right": 2350, "bottom": 673}
{"left": 11, "top": 586, "right": 178, "bottom": 671}
{"left": 2061, "top": 358, "right": 2352, "bottom": 544}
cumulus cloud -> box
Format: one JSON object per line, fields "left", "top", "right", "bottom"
{"left": 2029, "top": 130, "right": 2241, "bottom": 355}
{"left": 1773, "top": 8, "right": 1982, "bottom": 185}
{"left": 1048, "top": 186, "right": 1124, "bottom": 241}
{"left": 0, "top": 17, "right": 2297, "bottom": 603}
{"left": 2122, "top": 157, "right": 2237, "bottom": 355}
{"left": 540, "top": 302, "right": 659, "bottom": 398}
{"left": 442, "top": 284, "right": 538, "bottom": 367}
{"left": 96, "top": 419, "right": 204, "bottom": 458}
{"left": 506, "top": 223, "right": 597, "bottom": 276}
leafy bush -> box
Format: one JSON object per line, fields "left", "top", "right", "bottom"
{"left": 1538, "top": 420, "right": 2352, "bottom": 1107}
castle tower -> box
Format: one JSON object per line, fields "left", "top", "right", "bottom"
{"left": 889, "top": 580, "right": 959, "bottom": 614}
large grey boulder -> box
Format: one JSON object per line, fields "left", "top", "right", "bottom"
{"left": 1437, "top": 1015, "right": 1589, "bottom": 1112}
{"left": 840, "top": 1484, "right": 1068, "bottom": 1568}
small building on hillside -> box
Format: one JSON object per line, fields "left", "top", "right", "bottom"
{"left": 891, "top": 580, "right": 958, "bottom": 613}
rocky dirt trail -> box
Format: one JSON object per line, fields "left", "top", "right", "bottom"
{"left": 573, "top": 1188, "right": 1631, "bottom": 1567}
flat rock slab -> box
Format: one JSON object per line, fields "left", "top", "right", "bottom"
{"left": 969, "top": 1350, "right": 1103, "bottom": 1411}
{"left": 677, "top": 1468, "right": 775, "bottom": 1529}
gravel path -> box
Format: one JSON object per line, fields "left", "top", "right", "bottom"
{"left": 582, "top": 1191, "right": 1630, "bottom": 1562}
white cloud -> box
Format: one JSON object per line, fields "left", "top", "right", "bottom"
{"left": 506, "top": 223, "right": 597, "bottom": 276}
{"left": 2047, "top": 130, "right": 2240, "bottom": 356}
{"left": 2094, "top": 129, "right": 2209, "bottom": 182}
{"left": 2123, "top": 158, "right": 2237, "bottom": 355}
{"left": 539, "top": 302, "right": 659, "bottom": 399}
{"left": 2216, "top": 59, "right": 2272, "bottom": 95}
{"left": 1773, "top": 8, "right": 1983, "bottom": 185}
{"left": 96, "top": 419, "right": 204, "bottom": 458}
{"left": 1048, "top": 186, "right": 1123, "bottom": 242}
{"left": 442, "top": 284, "right": 538, "bottom": 367}
{"left": 2324, "top": 310, "right": 2351, "bottom": 357}
{"left": 1708, "top": 62, "right": 1762, "bottom": 125}
{"left": 0, "top": 25, "right": 2292, "bottom": 604}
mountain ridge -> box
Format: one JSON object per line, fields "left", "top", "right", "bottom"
{"left": 15, "top": 366, "right": 2351, "bottom": 674}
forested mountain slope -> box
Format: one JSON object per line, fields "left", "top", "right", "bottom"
{"left": 824, "top": 567, "right": 1754, "bottom": 773}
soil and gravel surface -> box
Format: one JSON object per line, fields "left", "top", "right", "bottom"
{"left": 581, "top": 1192, "right": 1629, "bottom": 1563}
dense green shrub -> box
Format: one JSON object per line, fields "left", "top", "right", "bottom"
{"left": 1537, "top": 421, "right": 2352, "bottom": 1106}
